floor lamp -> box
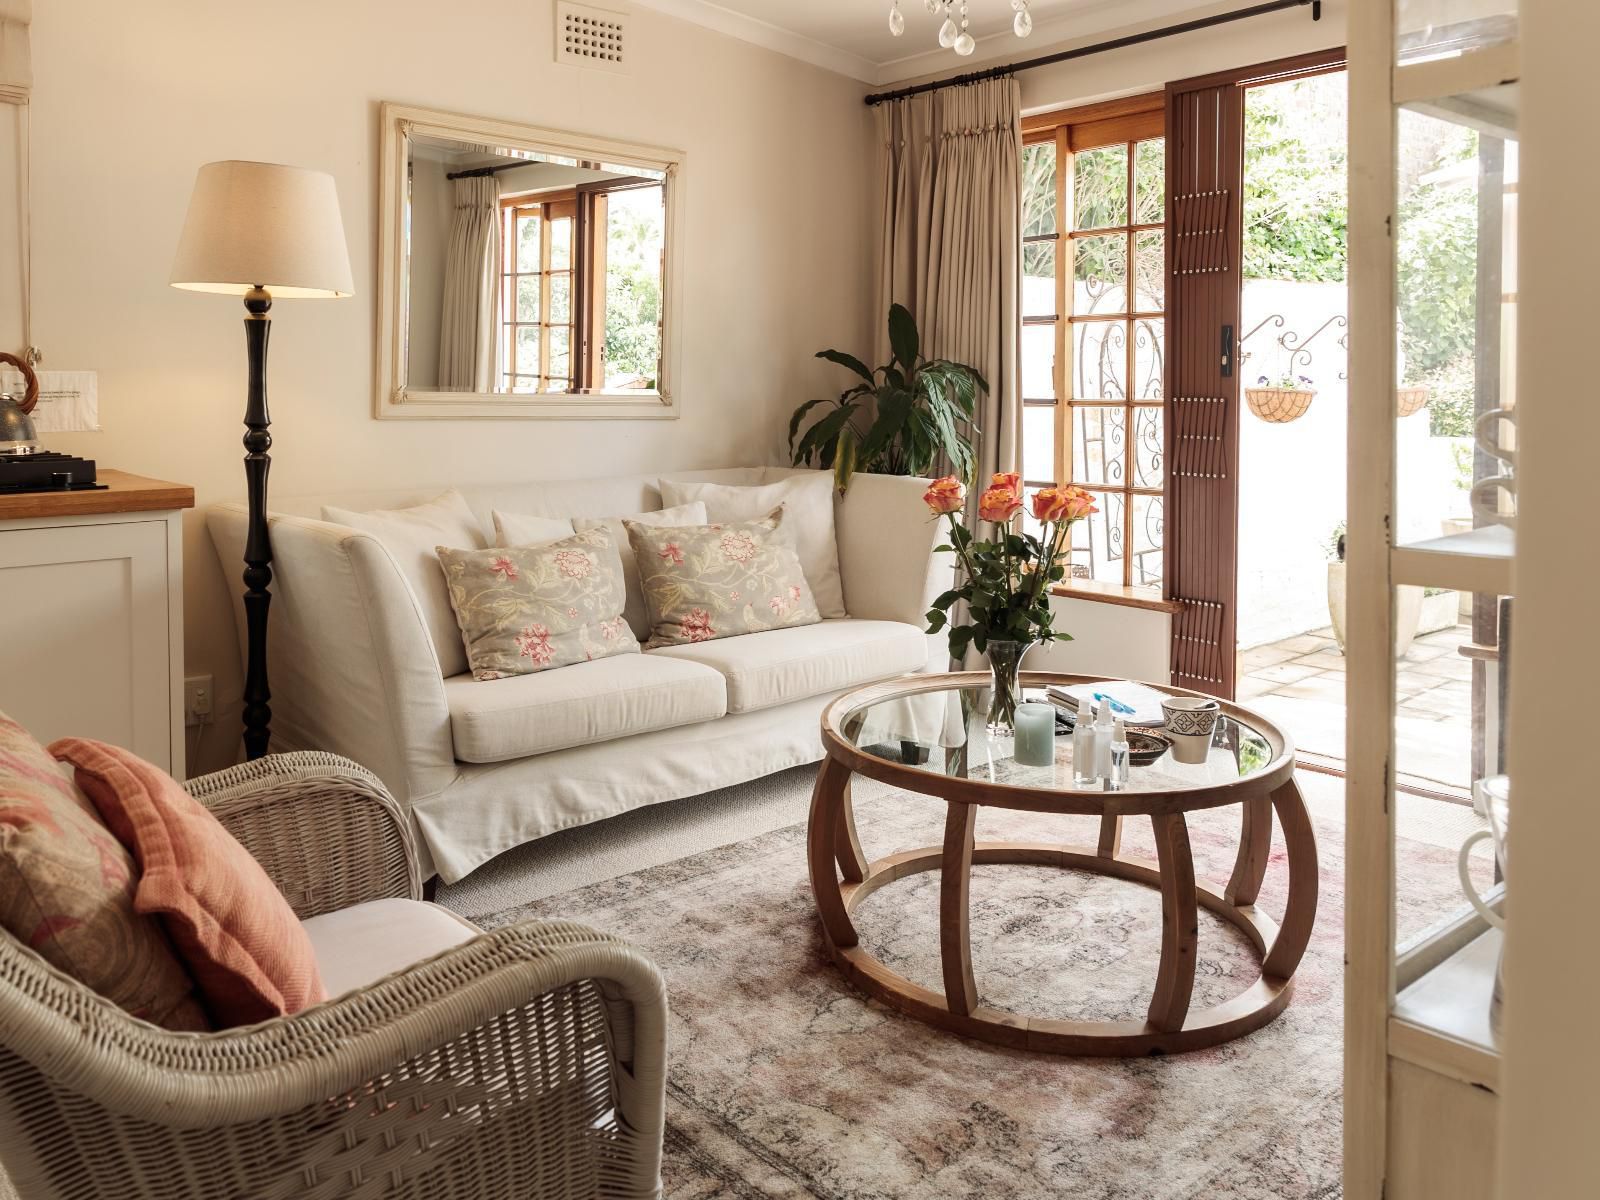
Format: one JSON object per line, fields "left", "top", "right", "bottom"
{"left": 170, "top": 161, "right": 353, "bottom": 760}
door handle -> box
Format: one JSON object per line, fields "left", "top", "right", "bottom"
{"left": 1221, "top": 324, "right": 1234, "bottom": 378}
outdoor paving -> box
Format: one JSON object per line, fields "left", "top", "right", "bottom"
{"left": 1238, "top": 624, "right": 1475, "bottom": 790}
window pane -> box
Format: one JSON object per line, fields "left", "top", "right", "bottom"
{"left": 508, "top": 373, "right": 538, "bottom": 395}
{"left": 549, "top": 274, "right": 571, "bottom": 323}
{"left": 603, "top": 185, "right": 665, "bottom": 389}
{"left": 1132, "top": 405, "right": 1164, "bottom": 488}
{"left": 1070, "top": 405, "right": 1124, "bottom": 487}
{"left": 516, "top": 276, "right": 540, "bottom": 322}
{"left": 1134, "top": 139, "right": 1165, "bottom": 224}
{"left": 1074, "top": 234, "right": 1127, "bottom": 315}
{"left": 1133, "top": 317, "right": 1164, "bottom": 400}
{"left": 1130, "top": 493, "right": 1165, "bottom": 587}
{"left": 1023, "top": 404, "right": 1056, "bottom": 485}
{"left": 1074, "top": 321, "right": 1126, "bottom": 401}
{"left": 1021, "top": 323, "right": 1056, "bottom": 401}
{"left": 1069, "top": 490, "right": 1126, "bottom": 584}
{"left": 516, "top": 214, "right": 541, "bottom": 273}
{"left": 549, "top": 217, "right": 573, "bottom": 270}
{"left": 548, "top": 326, "right": 570, "bottom": 381}
{"left": 1023, "top": 242, "right": 1056, "bottom": 318}
{"left": 1074, "top": 144, "right": 1128, "bottom": 230}
{"left": 515, "top": 326, "right": 540, "bottom": 375}
{"left": 1135, "top": 231, "right": 1164, "bottom": 311}
{"left": 1022, "top": 142, "right": 1057, "bottom": 236}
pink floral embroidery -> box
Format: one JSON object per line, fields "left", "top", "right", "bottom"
{"left": 568, "top": 606, "right": 579, "bottom": 618}
{"left": 681, "top": 608, "right": 715, "bottom": 642}
{"left": 490, "top": 555, "right": 518, "bottom": 581}
{"left": 515, "top": 624, "right": 554, "bottom": 666}
{"left": 788, "top": 584, "right": 802, "bottom": 602}
{"left": 554, "top": 550, "right": 594, "bottom": 579}
{"left": 659, "top": 542, "right": 685, "bottom": 566}
{"left": 600, "top": 616, "right": 627, "bottom": 641}
{"left": 720, "top": 531, "right": 758, "bottom": 563}
{"left": 768, "top": 595, "right": 788, "bottom": 616}
{"left": 730, "top": 589, "right": 741, "bottom": 601}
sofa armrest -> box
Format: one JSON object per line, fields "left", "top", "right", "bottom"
{"left": 0, "top": 920, "right": 667, "bottom": 1199}
{"left": 187, "top": 752, "right": 422, "bottom": 918}
{"left": 834, "top": 472, "right": 955, "bottom": 630}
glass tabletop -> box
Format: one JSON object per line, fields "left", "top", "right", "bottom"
{"left": 837, "top": 681, "right": 1280, "bottom": 796}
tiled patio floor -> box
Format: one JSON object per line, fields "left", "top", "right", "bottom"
{"left": 1237, "top": 624, "right": 1474, "bottom": 790}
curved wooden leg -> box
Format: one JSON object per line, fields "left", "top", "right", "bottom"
{"left": 807, "top": 757, "right": 859, "bottom": 949}
{"left": 939, "top": 801, "right": 979, "bottom": 1017}
{"left": 1097, "top": 813, "right": 1122, "bottom": 859}
{"left": 1147, "top": 812, "right": 1199, "bottom": 1033}
{"left": 834, "top": 777, "right": 867, "bottom": 884}
{"left": 1263, "top": 779, "right": 1319, "bottom": 980}
{"left": 1225, "top": 795, "right": 1273, "bottom": 906}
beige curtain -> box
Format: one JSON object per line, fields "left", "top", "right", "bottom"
{"left": 0, "top": 0, "right": 28, "bottom": 105}
{"left": 437, "top": 175, "right": 501, "bottom": 392}
{"left": 875, "top": 75, "right": 1023, "bottom": 485}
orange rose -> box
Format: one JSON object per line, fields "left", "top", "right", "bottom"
{"left": 978, "top": 482, "right": 1023, "bottom": 523}
{"left": 922, "top": 475, "right": 966, "bottom": 515}
{"left": 990, "top": 471, "right": 1021, "bottom": 493}
{"left": 1031, "top": 484, "right": 1098, "bottom": 523}
{"left": 1060, "top": 485, "right": 1098, "bottom": 521}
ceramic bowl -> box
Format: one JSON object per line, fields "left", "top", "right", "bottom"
{"left": 1160, "top": 695, "right": 1221, "bottom": 739}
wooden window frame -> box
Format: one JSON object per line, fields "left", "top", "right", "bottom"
{"left": 499, "top": 191, "right": 578, "bottom": 394}
{"left": 1022, "top": 93, "right": 1167, "bottom": 593}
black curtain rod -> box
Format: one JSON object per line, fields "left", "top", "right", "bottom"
{"left": 863, "top": 0, "right": 1321, "bottom": 106}
{"left": 445, "top": 161, "right": 537, "bottom": 181}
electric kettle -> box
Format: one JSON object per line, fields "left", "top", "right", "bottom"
{"left": 0, "top": 351, "right": 40, "bottom": 455}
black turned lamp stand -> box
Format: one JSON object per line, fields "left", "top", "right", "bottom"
{"left": 170, "top": 160, "right": 352, "bottom": 760}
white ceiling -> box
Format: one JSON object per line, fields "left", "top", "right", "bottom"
{"left": 631, "top": 0, "right": 1223, "bottom": 84}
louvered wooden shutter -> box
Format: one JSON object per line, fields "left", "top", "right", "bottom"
{"left": 1164, "top": 79, "right": 1245, "bottom": 697}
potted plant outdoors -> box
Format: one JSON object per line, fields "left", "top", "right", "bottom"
{"left": 922, "top": 472, "right": 1098, "bottom": 734}
{"left": 1326, "top": 520, "right": 1424, "bottom": 655}
{"left": 1246, "top": 372, "right": 1316, "bottom": 423}
{"left": 789, "top": 304, "right": 986, "bottom": 493}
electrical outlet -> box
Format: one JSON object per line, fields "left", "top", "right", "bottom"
{"left": 184, "top": 675, "right": 214, "bottom": 727}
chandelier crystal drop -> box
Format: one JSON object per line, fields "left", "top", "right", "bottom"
{"left": 895, "top": 0, "right": 1033, "bottom": 55}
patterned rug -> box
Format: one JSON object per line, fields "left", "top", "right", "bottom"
{"left": 481, "top": 774, "right": 1467, "bottom": 1199}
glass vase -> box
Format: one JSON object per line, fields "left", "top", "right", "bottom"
{"left": 984, "top": 638, "right": 1031, "bottom": 735}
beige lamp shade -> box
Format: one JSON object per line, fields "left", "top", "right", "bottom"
{"left": 170, "top": 160, "right": 354, "bottom": 299}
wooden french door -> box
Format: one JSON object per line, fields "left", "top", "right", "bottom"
{"left": 1164, "top": 78, "right": 1245, "bottom": 697}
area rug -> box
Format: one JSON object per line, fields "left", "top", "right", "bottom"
{"left": 481, "top": 777, "right": 1471, "bottom": 1199}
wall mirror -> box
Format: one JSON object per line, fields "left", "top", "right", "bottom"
{"left": 376, "top": 102, "right": 684, "bottom": 419}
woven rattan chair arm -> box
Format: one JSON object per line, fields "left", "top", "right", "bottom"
{"left": 186, "top": 752, "right": 422, "bottom": 916}
{"left": 0, "top": 919, "right": 667, "bottom": 1134}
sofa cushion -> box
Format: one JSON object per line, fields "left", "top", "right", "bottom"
{"left": 301, "top": 898, "right": 480, "bottom": 999}
{"left": 53, "top": 737, "right": 328, "bottom": 1028}
{"left": 445, "top": 653, "right": 728, "bottom": 763}
{"left": 571, "top": 502, "right": 708, "bottom": 641}
{"left": 648, "top": 619, "right": 926, "bottom": 713}
{"left": 492, "top": 510, "right": 574, "bottom": 548}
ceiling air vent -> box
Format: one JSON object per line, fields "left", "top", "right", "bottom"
{"left": 556, "top": 3, "right": 629, "bottom": 73}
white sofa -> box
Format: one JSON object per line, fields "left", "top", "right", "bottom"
{"left": 208, "top": 467, "right": 950, "bottom": 883}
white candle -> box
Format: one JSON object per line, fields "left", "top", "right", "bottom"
{"left": 1013, "top": 702, "right": 1056, "bottom": 767}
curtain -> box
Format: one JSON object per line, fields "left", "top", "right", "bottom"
{"left": 874, "top": 75, "right": 1023, "bottom": 486}
{"left": 0, "top": 0, "right": 28, "bottom": 104}
{"left": 437, "top": 175, "right": 500, "bottom": 392}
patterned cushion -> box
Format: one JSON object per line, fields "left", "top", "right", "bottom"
{"left": 0, "top": 713, "right": 208, "bottom": 1030}
{"left": 571, "top": 501, "right": 709, "bottom": 640}
{"left": 53, "top": 737, "right": 328, "bottom": 1028}
{"left": 436, "top": 526, "right": 641, "bottom": 681}
{"left": 625, "top": 507, "right": 822, "bottom": 648}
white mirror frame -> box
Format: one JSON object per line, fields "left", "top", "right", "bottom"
{"left": 374, "top": 102, "right": 686, "bottom": 420}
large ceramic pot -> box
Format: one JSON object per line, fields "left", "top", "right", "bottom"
{"left": 1327, "top": 560, "right": 1423, "bottom": 656}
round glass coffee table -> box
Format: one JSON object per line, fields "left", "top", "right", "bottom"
{"left": 807, "top": 671, "right": 1318, "bottom": 1056}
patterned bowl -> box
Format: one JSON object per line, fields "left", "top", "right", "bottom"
{"left": 1160, "top": 695, "right": 1221, "bottom": 738}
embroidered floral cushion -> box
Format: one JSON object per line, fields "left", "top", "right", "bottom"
{"left": 0, "top": 712, "right": 209, "bottom": 1031}
{"left": 436, "top": 526, "right": 640, "bottom": 681}
{"left": 625, "top": 507, "right": 822, "bottom": 648}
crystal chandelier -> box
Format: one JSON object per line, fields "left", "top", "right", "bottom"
{"left": 888, "top": 0, "right": 1032, "bottom": 57}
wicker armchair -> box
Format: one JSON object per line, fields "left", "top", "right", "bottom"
{"left": 0, "top": 753, "right": 667, "bottom": 1200}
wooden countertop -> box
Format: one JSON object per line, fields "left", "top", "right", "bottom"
{"left": 0, "top": 469, "right": 195, "bottom": 521}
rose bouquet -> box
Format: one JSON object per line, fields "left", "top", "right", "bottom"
{"left": 922, "top": 472, "right": 1098, "bottom": 732}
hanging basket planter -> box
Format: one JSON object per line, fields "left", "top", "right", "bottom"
{"left": 1396, "top": 385, "right": 1430, "bottom": 418}
{"left": 1245, "top": 386, "right": 1316, "bottom": 423}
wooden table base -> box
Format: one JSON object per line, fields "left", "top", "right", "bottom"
{"left": 807, "top": 759, "right": 1319, "bottom": 1057}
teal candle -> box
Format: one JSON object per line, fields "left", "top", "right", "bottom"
{"left": 1013, "top": 702, "right": 1056, "bottom": 767}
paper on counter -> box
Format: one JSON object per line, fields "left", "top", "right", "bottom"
{"left": 0, "top": 368, "right": 100, "bottom": 433}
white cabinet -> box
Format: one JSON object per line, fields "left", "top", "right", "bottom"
{"left": 0, "top": 471, "right": 192, "bottom": 774}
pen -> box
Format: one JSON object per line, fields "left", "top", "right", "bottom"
{"left": 1092, "top": 692, "right": 1136, "bottom": 716}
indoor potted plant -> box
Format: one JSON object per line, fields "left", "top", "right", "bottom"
{"left": 1326, "top": 520, "right": 1423, "bottom": 655}
{"left": 790, "top": 304, "right": 985, "bottom": 493}
{"left": 922, "top": 472, "right": 1097, "bottom": 733}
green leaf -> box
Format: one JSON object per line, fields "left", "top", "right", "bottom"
{"left": 931, "top": 588, "right": 961, "bottom": 609}
{"left": 815, "top": 348, "right": 874, "bottom": 383}
{"left": 786, "top": 396, "right": 831, "bottom": 460}
{"left": 888, "top": 303, "right": 920, "bottom": 371}
{"left": 832, "top": 425, "right": 858, "bottom": 494}
{"left": 925, "top": 609, "right": 947, "bottom": 634}
{"left": 796, "top": 404, "right": 856, "bottom": 468}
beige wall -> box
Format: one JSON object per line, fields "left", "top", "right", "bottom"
{"left": 2, "top": 0, "right": 873, "bottom": 768}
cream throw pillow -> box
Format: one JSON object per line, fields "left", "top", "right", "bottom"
{"left": 323, "top": 490, "right": 485, "bottom": 677}
{"left": 660, "top": 474, "right": 846, "bottom": 618}
{"left": 492, "top": 510, "right": 576, "bottom": 548}
{"left": 625, "top": 507, "right": 821, "bottom": 648}
{"left": 571, "top": 501, "right": 708, "bottom": 640}
{"left": 435, "top": 527, "right": 638, "bottom": 681}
